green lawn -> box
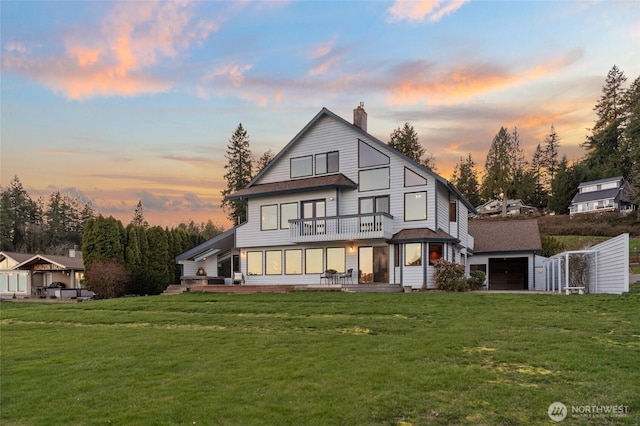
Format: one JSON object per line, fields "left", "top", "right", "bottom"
{"left": 2, "top": 291, "right": 639, "bottom": 425}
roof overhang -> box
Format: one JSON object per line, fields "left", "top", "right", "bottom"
{"left": 226, "top": 174, "right": 357, "bottom": 201}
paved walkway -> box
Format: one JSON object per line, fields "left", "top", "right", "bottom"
{"left": 630, "top": 272, "right": 640, "bottom": 284}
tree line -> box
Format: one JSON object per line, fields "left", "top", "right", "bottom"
{"left": 450, "top": 65, "right": 639, "bottom": 216}
{"left": 0, "top": 180, "right": 224, "bottom": 296}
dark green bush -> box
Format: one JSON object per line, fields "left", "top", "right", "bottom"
{"left": 467, "top": 270, "right": 486, "bottom": 290}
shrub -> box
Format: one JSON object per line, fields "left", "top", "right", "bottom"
{"left": 540, "top": 235, "right": 566, "bottom": 257}
{"left": 433, "top": 258, "right": 467, "bottom": 291}
{"left": 85, "top": 261, "right": 130, "bottom": 299}
{"left": 467, "top": 270, "right": 486, "bottom": 290}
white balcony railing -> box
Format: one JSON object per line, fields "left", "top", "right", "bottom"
{"left": 289, "top": 213, "right": 394, "bottom": 243}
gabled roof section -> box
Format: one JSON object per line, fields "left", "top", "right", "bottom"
{"left": 577, "top": 176, "right": 623, "bottom": 188}
{"left": 15, "top": 253, "right": 85, "bottom": 270}
{"left": 0, "top": 251, "right": 34, "bottom": 267}
{"left": 468, "top": 219, "right": 541, "bottom": 254}
{"left": 226, "top": 174, "right": 357, "bottom": 201}
{"left": 231, "top": 107, "right": 476, "bottom": 214}
{"left": 175, "top": 228, "right": 236, "bottom": 262}
{"left": 392, "top": 228, "right": 458, "bottom": 243}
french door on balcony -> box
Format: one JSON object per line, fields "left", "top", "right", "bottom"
{"left": 301, "top": 200, "right": 326, "bottom": 236}
{"left": 358, "top": 246, "right": 389, "bottom": 284}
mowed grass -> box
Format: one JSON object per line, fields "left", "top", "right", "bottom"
{"left": 1, "top": 291, "right": 639, "bottom": 425}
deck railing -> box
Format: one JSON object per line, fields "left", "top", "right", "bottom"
{"left": 289, "top": 213, "right": 394, "bottom": 243}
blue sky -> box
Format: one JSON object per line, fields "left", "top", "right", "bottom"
{"left": 1, "top": 0, "right": 639, "bottom": 227}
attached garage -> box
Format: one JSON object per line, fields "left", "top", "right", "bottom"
{"left": 488, "top": 257, "right": 528, "bottom": 290}
{"left": 468, "top": 220, "right": 542, "bottom": 291}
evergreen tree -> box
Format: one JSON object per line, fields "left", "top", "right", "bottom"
{"left": 388, "top": 123, "right": 425, "bottom": 164}
{"left": 583, "top": 65, "right": 628, "bottom": 177}
{"left": 124, "top": 224, "right": 144, "bottom": 294}
{"left": 529, "top": 144, "right": 548, "bottom": 209}
{"left": 221, "top": 123, "right": 253, "bottom": 226}
{"left": 255, "top": 149, "right": 275, "bottom": 175}
{"left": 542, "top": 124, "right": 561, "bottom": 189}
{"left": 146, "top": 226, "right": 171, "bottom": 294}
{"left": 131, "top": 200, "right": 149, "bottom": 227}
{"left": 450, "top": 154, "right": 481, "bottom": 207}
{"left": 622, "top": 75, "right": 640, "bottom": 221}
{"left": 82, "top": 215, "right": 125, "bottom": 270}
{"left": 0, "top": 176, "right": 42, "bottom": 251}
{"left": 481, "top": 127, "right": 512, "bottom": 201}
{"left": 548, "top": 158, "right": 589, "bottom": 214}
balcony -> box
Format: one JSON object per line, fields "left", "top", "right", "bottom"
{"left": 289, "top": 213, "right": 394, "bottom": 243}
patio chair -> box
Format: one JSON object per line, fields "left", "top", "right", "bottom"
{"left": 233, "top": 272, "right": 245, "bottom": 285}
{"left": 320, "top": 269, "right": 336, "bottom": 285}
{"left": 338, "top": 268, "right": 354, "bottom": 284}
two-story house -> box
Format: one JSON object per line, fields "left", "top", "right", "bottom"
{"left": 569, "top": 176, "right": 637, "bottom": 216}
{"left": 222, "top": 105, "right": 476, "bottom": 290}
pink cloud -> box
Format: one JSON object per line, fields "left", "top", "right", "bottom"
{"left": 2, "top": 1, "right": 218, "bottom": 100}
{"left": 387, "top": 0, "right": 469, "bottom": 23}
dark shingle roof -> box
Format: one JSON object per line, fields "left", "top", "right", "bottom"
{"left": 571, "top": 188, "right": 620, "bottom": 203}
{"left": 392, "top": 228, "right": 458, "bottom": 242}
{"left": 0, "top": 251, "right": 34, "bottom": 265}
{"left": 226, "top": 174, "right": 357, "bottom": 200}
{"left": 468, "top": 219, "right": 541, "bottom": 254}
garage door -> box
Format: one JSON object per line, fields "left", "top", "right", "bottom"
{"left": 489, "top": 258, "right": 528, "bottom": 290}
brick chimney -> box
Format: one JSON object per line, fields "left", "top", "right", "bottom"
{"left": 353, "top": 102, "right": 367, "bottom": 132}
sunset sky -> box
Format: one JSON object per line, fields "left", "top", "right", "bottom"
{"left": 2, "top": 0, "right": 639, "bottom": 229}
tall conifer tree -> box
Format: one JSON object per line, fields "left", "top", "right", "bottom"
{"left": 221, "top": 123, "right": 253, "bottom": 226}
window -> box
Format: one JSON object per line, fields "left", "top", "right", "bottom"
{"left": 316, "top": 151, "right": 339, "bottom": 174}
{"left": 327, "top": 247, "right": 345, "bottom": 273}
{"left": 280, "top": 202, "right": 298, "bottom": 229}
{"left": 261, "top": 205, "right": 277, "bottom": 230}
{"left": 265, "top": 250, "right": 282, "bottom": 275}
{"left": 429, "top": 243, "right": 443, "bottom": 265}
{"left": 359, "top": 167, "right": 390, "bottom": 191}
{"left": 404, "top": 168, "right": 427, "bottom": 187}
{"left": 470, "top": 264, "right": 486, "bottom": 275}
{"left": 405, "top": 191, "right": 427, "bottom": 221}
{"left": 359, "top": 140, "right": 389, "bottom": 167}
{"left": 291, "top": 156, "right": 313, "bottom": 178}
{"left": 359, "top": 196, "right": 390, "bottom": 214}
{"left": 247, "top": 252, "right": 263, "bottom": 275}
{"left": 405, "top": 243, "right": 422, "bottom": 266}
{"left": 285, "top": 250, "right": 302, "bottom": 275}
{"left": 305, "top": 248, "right": 323, "bottom": 274}
{"left": 449, "top": 201, "right": 457, "bottom": 222}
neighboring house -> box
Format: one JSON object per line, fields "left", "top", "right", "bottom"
{"left": 0, "top": 250, "right": 86, "bottom": 298}
{"left": 569, "top": 176, "right": 637, "bottom": 216}
{"left": 176, "top": 228, "right": 238, "bottom": 285}
{"left": 222, "top": 105, "right": 476, "bottom": 290}
{"left": 475, "top": 199, "right": 537, "bottom": 217}
{"left": 467, "top": 219, "right": 542, "bottom": 290}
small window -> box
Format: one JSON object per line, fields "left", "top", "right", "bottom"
{"left": 405, "top": 191, "right": 427, "bottom": 221}
{"left": 405, "top": 243, "right": 422, "bottom": 266}
{"left": 359, "top": 196, "right": 390, "bottom": 214}
{"left": 291, "top": 156, "right": 313, "bottom": 178}
{"left": 359, "top": 140, "right": 389, "bottom": 168}
{"left": 261, "top": 205, "right": 277, "bottom": 230}
{"left": 305, "top": 248, "right": 324, "bottom": 274}
{"left": 280, "top": 202, "right": 298, "bottom": 229}
{"left": 247, "top": 252, "right": 263, "bottom": 275}
{"left": 394, "top": 244, "right": 400, "bottom": 267}
{"left": 285, "top": 250, "right": 302, "bottom": 275}
{"left": 449, "top": 201, "right": 457, "bottom": 222}
{"left": 359, "top": 167, "right": 390, "bottom": 192}
{"left": 404, "top": 168, "right": 427, "bottom": 187}
{"left": 265, "top": 250, "right": 282, "bottom": 275}
{"left": 429, "top": 243, "right": 443, "bottom": 265}
{"left": 327, "top": 151, "right": 339, "bottom": 173}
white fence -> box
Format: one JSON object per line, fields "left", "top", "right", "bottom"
{"left": 545, "top": 233, "right": 629, "bottom": 294}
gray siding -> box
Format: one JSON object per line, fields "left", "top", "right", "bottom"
{"left": 593, "top": 233, "right": 629, "bottom": 294}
